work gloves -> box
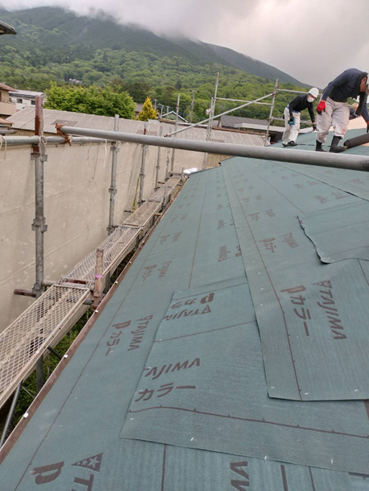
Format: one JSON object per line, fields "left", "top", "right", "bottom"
{"left": 288, "top": 117, "right": 295, "bottom": 126}
{"left": 317, "top": 101, "right": 326, "bottom": 115}
{"left": 312, "top": 123, "right": 317, "bottom": 131}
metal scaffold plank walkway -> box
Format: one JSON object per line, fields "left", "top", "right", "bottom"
{"left": 0, "top": 177, "right": 182, "bottom": 412}
{"left": 149, "top": 177, "right": 181, "bottom": 203}
{"left": 0, "top": 285, "right": 90, "bottom": 409}
{"left": 124, "top": 201, "right": 162, "bottom": 234}
{"left": 62, "top": 225, "right": 141, "bottom": 287}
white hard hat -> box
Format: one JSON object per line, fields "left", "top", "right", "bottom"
{"left": 308, "top": 87, "right": 319, "bottom": 98}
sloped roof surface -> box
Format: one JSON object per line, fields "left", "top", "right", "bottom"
{"left": 1, "top": 129, "right": 369, "bottom": 489}
{"left": 0, "top": 83, "right": 16, "bottom": 91}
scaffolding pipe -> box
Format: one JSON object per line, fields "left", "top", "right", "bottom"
{"left": 0, "top": 136, "right": 113, "bottom": 146}
{"left": 189, "top": 90, "right": 196, "bottom": 124}
{"left": 58, "top": 125, "right": 369, "bottom": 172}
{"left": 167, "top": 92, "right": 274, "bottom": 137}
{"left": 265, "top": 79, "right": 279, "bottom": 146}
{"left": 139, "top": 123, "right": 148, "bottom": 206}
{"left": 0, "top": 384, "right": 21, "bottom": 448}
{"left": 165, "top": 148, "right": 170, "bottom": 180}
{"left": 216, "top": 97, "right": 271, "bottom": 105}
{"left": 155, "top": 126, "right": 163, "bottom": 189}
{"left": 171, "top": 93, "right": 180, "bottom": 171}
{"left": 108, "top": 114, "right": 119, "bottom": 235}
{"left": 93, "top": 249, "right": 104, "bottom": 307}
{"left": 32, "top": 96, "right": 47, "bottom": 394}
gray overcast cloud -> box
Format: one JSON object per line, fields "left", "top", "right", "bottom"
{"left": 6, "top": 0, "right": 369, "bottom": 87}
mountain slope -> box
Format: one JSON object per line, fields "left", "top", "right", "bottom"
{"left": 0, "top": 6, "right": 306, "bottom": 85}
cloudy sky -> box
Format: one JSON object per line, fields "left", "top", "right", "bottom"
{"left": 7, "top": 0, "right": 369, "bottom": 87}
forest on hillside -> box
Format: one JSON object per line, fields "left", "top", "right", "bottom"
{"left": 0, "top": 8, "right": 313, "bottom": 122}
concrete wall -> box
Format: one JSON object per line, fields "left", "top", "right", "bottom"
{"left": 0, "top": 139, "right": 218, "bottom": 333}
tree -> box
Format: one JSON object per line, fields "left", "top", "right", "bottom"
{"left": 138, "top": 97, "right": 157, "bottom": 121}
{"left": 45, "top": 82, "right": 136, "bottom": 119}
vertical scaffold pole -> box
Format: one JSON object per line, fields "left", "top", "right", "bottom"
{"left": 202, "top": 72, "right": 220, "bottom": 169}
{"left": 32, "top": 95, "right": 48, "bottom": 394}
{"left": 189, "top": 90, "right": 196, "bottom": 124}
{"left": 155, "top": 126, "right": 163, "bottom": 190}
{"left": 93, "top": 249, "right": 104, "bottom": 308}
{"left": 107, "top": 114, "right": 120, "bottom": 235}
{"left": 0, "top": 384, "right": 21, "bottom": 448}
{"left": 165, "top": 147, "right": 170, "bottom": 181}
{"left": 265, "top": 78, "right": 279, "bottom": 146}
{"left": 170, "top": 93, "right": 180, "bottom": 173}
{"left": 138, "top": 123, "right": 148, "bottom": 206}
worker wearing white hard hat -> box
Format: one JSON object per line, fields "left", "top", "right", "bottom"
{"left": 282, "top": 88, "right": 318, "bottom": 147}
{"left": 316, "top": 69, "right": 369, "bottom": 152}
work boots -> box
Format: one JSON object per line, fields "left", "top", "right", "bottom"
{"left": 330, "top": 135, "right": 346, "bottom": 153}
{"left": 315, "top": 141, "right": 325, "bottom": 152}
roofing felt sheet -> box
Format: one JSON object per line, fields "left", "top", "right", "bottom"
{"left": 274, "top": 128, "right": 369, "bottom": 200}
{"left": 222, "top": 158, "right": 369, "bottom": 401}
{"left": 1, "top": 136, "right": 368, "bottom": 489}
{"left": 0, "top": 168, "right": 252, "bottom": 490}
{"left": 300, "top": 201, "right": 369, "bottom": 263}
{"left": 350, "top": 473, "right": 369, "bottom": 490}
{"left": 121, "top": 280, "right": 369, "bottom": 474}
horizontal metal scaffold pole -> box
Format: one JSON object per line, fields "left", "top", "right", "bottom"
{"left": 58, "top": 125, "right": 369, "bottom": 172}
{"left": 1, "top": 136, "right": 111, "bottom": 146}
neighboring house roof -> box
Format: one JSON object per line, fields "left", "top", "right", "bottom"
{"left": 1, "top": 128, "right": 369, "bottom": 489}
{"left": 9, "top": 90, "right": 44, "bottom": 98}
{"left": 220, "top": 115, "right": 269, "bottom": 127}
{"left": 160, "top": 111, "right": 188, "bottom": 122}
{"left": 6, "top": 107, "right": 265, "bottom": 146}
{"left": 0, "top": 118, "right": 12, "bottom": 125}
{"left": 0, "top": 83, "right": 17, "bottom": 92}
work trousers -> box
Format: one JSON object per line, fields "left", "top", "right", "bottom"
{"left": 282, "top": 108, "right": 301, "bottom": 144}
{"left": 316, "top": 97, "right": 350, "bottom": 143}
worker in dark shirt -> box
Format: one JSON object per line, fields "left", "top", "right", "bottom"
{"left": 282, "top": 88, "right": 318, "bottom": 147}
{"left": 316, "top": 68, "right": 369, "bottom": 152}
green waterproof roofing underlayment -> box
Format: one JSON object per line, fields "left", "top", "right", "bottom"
{"left": 1, "top": 129, "right": 369, "bottom": 490}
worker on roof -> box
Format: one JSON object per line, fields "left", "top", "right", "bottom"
{"left": 316, "top": 69, "right": 369, "bottom": 152}
{"left": 282, "top": 88, "right": 318, "bottom": 147}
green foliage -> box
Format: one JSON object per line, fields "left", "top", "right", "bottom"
{"left": 45, "top": 82, "right": 135, "bottom": 118}
{"left": 0, "top": 7, "right": 312, "bottom": 123}
{"left": 138, "top": 97, "right": 157, "bottom": 121}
